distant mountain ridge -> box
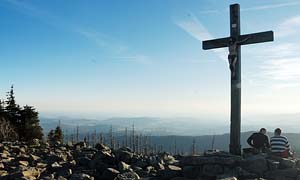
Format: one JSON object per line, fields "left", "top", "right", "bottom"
{"left": 39, "top": 116, "right": 300, "bottom": 153}
{"left": 39, "top": 116, "right": 229, "bottom": 136}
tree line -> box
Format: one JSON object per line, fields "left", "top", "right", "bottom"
{"left": 0, "top": 86, "right": 43, "bottom": 142}
{"left": 61, "top": 124, "right": 199, "bottom": 155}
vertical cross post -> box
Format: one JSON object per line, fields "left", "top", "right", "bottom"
{"left": 229, "top": 4, "right": 241, "bottom": 155}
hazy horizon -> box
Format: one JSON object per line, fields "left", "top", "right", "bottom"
{"left": 38, "top": 112, "right": 300, "bottom": 135}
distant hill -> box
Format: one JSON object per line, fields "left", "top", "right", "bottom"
{"left": 39, "top": 115, "right": 300, "bottom": 153}
{"left": 39, "top": 116, "right": 229, "bottom": 136}
{"left": 142, "top": 132, "right": 300, "bottom": 153}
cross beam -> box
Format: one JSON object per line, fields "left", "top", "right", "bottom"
{"left": 202, "top": 4, "right": 274, "bottom": 155}
{"left": 203, "top": 31, "right": 274, "bottom": 50}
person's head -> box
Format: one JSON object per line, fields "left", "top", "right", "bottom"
{"left": 274, "top": 128, "right": 282, "bottom": 136}
{"left": 259, "top": 128, "right": 267, "bottom": 134}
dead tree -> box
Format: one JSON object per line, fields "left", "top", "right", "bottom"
{"left": 76, "top": 125, "right": 79, "bottom": 143}
{"left": 109, "top": 125, "right": 114, "bottom": 148}
{"left": 211, "top": 134, "right": 215, "bottom": 150}
{"left": 132, "top": 123, "right": 135, "bottom": 152}
{"left": 70, "top": 133, "right": 74, "bottom": 144}
{"left": 125, "top": 127, "right": 128, "bottom": 147}
{"left": 143, "top": 136, "right": 148, "bottom": 155}
{"left": 174, "top": 138, "right": 177, "bottom": 155}
{"left": 159, "top": 145, "right": 163, "bottom": 153}
{"left": 139, "top": 134, "right": 143, "bottom": 153}
{"left": 92, "top": 130, "right": 96, "bottom": 147}
{"left": 192, "top": 138, "right": 196, "bottom": 155}
{"left": 0, "top": 117, "right": 18, "bottom": 141}
{"left": 65, "top": 129, "right": 69, "bottom": 144}
{"left": 87, "top": 133, "right": 90, "bottom": 146}
{"left": 135, "top": 133, "right": 139, "bottom": 153}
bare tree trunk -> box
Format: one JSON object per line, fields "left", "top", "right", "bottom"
{"left": 132, "top": 123, "right": 135, "bottom": 152}
{"left": 192, "top": 138, "right": 196, "bottom": 155}
{"left": 125, "top": 128, "right": 128, "bottom": 147}
{"left": 76, "top": 125, "right": 79, "bottom": 143}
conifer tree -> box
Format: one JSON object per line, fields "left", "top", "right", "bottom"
{"left": 20, "top": 105, "right": 43, "bottom": 141}
{"left": 0, "top": 100, "right": 5, "bottom": 115}
{"left": 54, "top": 126, "right": 63, "bottom": 143}
{"left": 47, "top": 126, "right": 63, "bottom": 145}
{"left": 5, "top": 85, "right": 21, "bottom": 128}
{"left": 48, "top": 130, "right": 55, "bottom": 143}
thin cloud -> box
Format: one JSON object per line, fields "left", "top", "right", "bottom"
{"left": 276, "top": 16, "right": 300, "bottom": 38}
{"left": 260, "top": 57, "right": 300, "bottom": 81}
{"left": 241, "top": 1, "right": 300, "bottom": 11}
{"left": 198, "top": 9, "right": 220, "bottom": 15}
{"left": 175, "top": 13, "right": 227, "bottom": 62}
{"left": 252, "top": 43, "right": 300, "bottom": 88}
{"left": 3, "top": 0, "right": 150, "bottom": 65}
{"left": 112, "top": 55, "right": 151, "bottom": 65}
{"left": 196, "top": 1, "right": 300, "bottom": 15}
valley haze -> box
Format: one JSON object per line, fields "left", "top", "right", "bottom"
{"left": 40, "top": 113, "right": 300, "bottom": 136}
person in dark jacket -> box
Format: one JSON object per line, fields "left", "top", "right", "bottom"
{"left": 247, "top": 128, "right": 270, "bottom": 153}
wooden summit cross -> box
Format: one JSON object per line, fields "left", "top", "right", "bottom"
{"left": 202, "top": 4, "right": 274, "bottom": 155}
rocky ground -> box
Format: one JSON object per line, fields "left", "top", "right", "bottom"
{"left": 0, "top": 140, "right": 300, "bottom": 180}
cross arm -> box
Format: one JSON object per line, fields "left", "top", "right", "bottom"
{"left": 238, "top": 31, "right": 273, "bottom": 46}
{"left": 202, "top": 37, "right": 230, "bottom": 50}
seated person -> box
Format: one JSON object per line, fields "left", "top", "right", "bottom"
{"left": 247, "top": 128, "right": 270, "bottom": 153}
{"left": 270, "top": 128, "right": 291, "bottom": 158}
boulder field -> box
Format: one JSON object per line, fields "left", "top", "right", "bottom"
{"left": 0, "top": 141, "right": 300, "bottom": 180}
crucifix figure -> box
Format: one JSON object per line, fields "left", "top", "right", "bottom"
{"left": 202, "top": 4, "right": 274, "bottom": 155}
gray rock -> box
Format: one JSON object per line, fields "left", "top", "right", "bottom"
{"left": 0, "top": 163, "right": 5, "bottom": 169}
{"left": 19, "top": 160, "right": 29, "bottom": 167}
{"left": 202, "top": 164, "right": 223, "bottom": 176}
{"left": 31, "top": 139, "right": 40, "bottom": 146}
{"left": 70, "top": 173, "right": 94, "bottom": 180}
{"left": 29, "top": 154, "right": 40, "bottom": 161}
{"left": 267, "top": 159, "right": 280, "bottom": 170}
{"left": 146, "top": 166, "right": 155, "bottom": 173}
{"left": 93, "top": 151, "right": 116, "bottom": 165}
{"left": 217, "top": 177, "right": 237, "bottom": 180}
{"left": 133, "top": 166, "right": 148, "bottom": 177}
{"left": 163, "top": 154, "right": 177, "bottom": 165}
{"left": 0, "top": 170, "right": 8, "bottom": 177}
{"left": 101, "top": 168, "right": 120, "bottom": 180}
{"left": 22, "top": 167, "right": 40, "bottom": 177}
{"left": 241, "top": 155, "right": 268, "bottom": 175}
{"left": 77, "top": 156, "right": 91, "bottom": 167}
{"left": 116, "top": 171, "right": 140, "bottom": 180}
{"left": 58, "top": 176, "right": 68, "bottom": 180}
{"left": 74, "top": 142, "right": 87, "bottom": 149}
{"left": 118, "top": 161, "right": 130, "bottom": 172}
{"left": 51, "top": 162, "right": 62, "bottom": 168}
{"left": 180, "top": 155, "right": 241, "bottom": 166}
{"left": 265, "top": 168, "right": 300, "bottom": 179}
{"left": 182, "top": 166, "right": 201, "bottom": 178}
{"left": 280, "top": 158, "right": 296, "bottom": 169}
{"left": 156, "top": 162, "right": 165, "bottom": 170}
{"left": 158, "top": 165, "right": 182, "bottom": 179}
{"left": 170, "top": 178, "right": 196, "bottom": 180}
{"left": 46, "top": 154, "right": 64, "bottom": 164}
{"left": 116, "top": 148, "right": 134, "bottom": 164}
{"left": 95, "top": 143, "right": 111, "bottom": 152}
{"left": 132, "top": 159, "right": 148, "bottom": 169}
{"left": 36, "top": 162, "right": 47, "bottom": 168}
{"left": 57, "top": 167, "right": 72, "bottom": 177}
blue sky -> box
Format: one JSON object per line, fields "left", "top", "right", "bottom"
{"left": 0, "top": 0, "right": 300, "bottom": 118}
